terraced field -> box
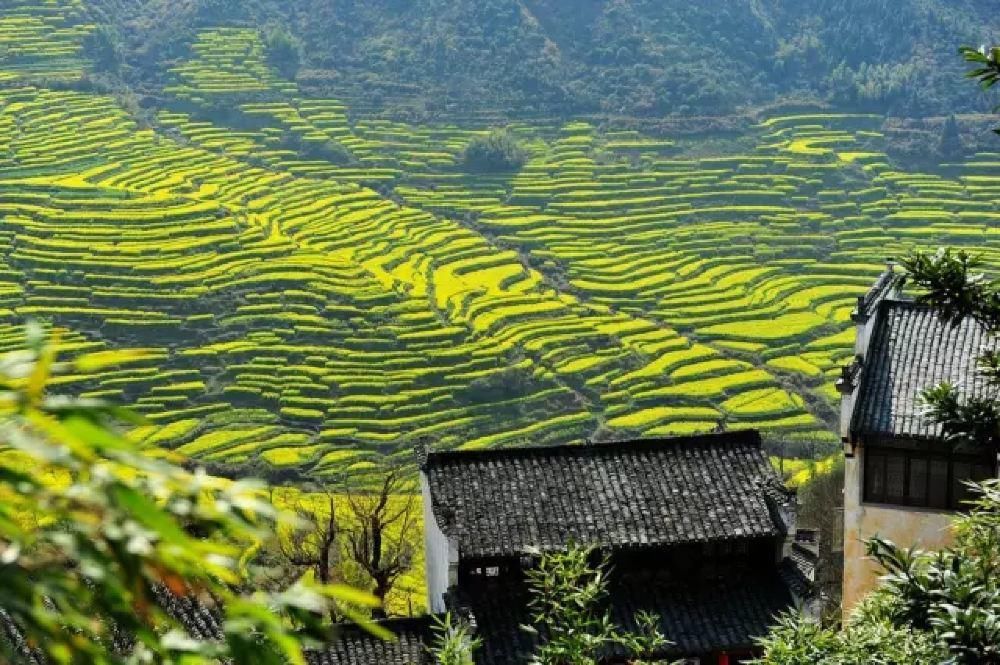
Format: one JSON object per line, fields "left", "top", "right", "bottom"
{"left": 4, "top": 10, "right": 1000, "bottom": 480}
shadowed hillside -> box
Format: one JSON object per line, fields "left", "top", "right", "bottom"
{"left": 87, "top": 0, "right": 999, "bottom": 119}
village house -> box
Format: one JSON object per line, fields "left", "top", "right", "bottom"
{"left": 837, "top": 263, "right": 1000, "bottom": 612}
{"left": 419, "top": 430, "right": 818, "bottom": 664}
{"left": 4, "top": 430, "right": 818, "bottom": 665}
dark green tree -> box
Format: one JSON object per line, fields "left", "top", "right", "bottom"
{"left": 462, "top": 129, "right": 528, "bottom": 173}
{"left": 938, "top": 114, "right": 965, "bottom": 160}
{"left": 82, "top": 24, "right": 122, "bottom": 73}
{"left": 961, "top": 46, "right": 1000, "bottom": 133}
{"left": 263, "top": 26, "right": 303, "bottom": 80}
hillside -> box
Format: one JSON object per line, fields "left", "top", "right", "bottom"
{"left": 87, "top": 0, "right": 999, "bottom": 119}
{"left": 1, "top": 1, "right": 1000, "bottom": 483}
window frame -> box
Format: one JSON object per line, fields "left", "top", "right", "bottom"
{"left": 863, "top": 443, "right": 996, "bottom": 511}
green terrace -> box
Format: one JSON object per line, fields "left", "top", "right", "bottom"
{"left": 0, "top": 0, "right": 93, "bottom": 83}
{"left": 1, "top": 27, "right": 999, "bottom": 477}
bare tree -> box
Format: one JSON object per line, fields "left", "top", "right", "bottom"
{"left": 278, "top": 488, "right": 340, "bottom": 585}
{"left": 796, "top": 457, "right": 845, "bottom": 618}
{"left": 342, "top": 468, "right": 419, "bottom": 617}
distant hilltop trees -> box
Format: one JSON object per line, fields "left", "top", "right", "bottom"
{"left": 89, "top": 0, "right": 1000, "bottom": 119}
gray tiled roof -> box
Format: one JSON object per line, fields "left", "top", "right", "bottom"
{"left": 454, "top": 567, "right": 796, "bottom": 664}
{"left": 154, "top": 588, "right": 434, "bottom": 665}
{"left": 852, "top": 266, "right": 899, "bottom": 323}
{"left": 423, "top": 430, "right": 791, "bottom": 558}
{"left": 307, "top": 619, "right": 432, "bottom": 665}
{"left": 1, "top": 593, "right": 432, "bottom": 665}
{"left": 781, "top": 549, "right": 816, "bottom": 600}
{"left": 0, "top": 610, "right": 44, "bottom": 665}
{"left": 851, "top": 300, "right": 999, "bottom": 440}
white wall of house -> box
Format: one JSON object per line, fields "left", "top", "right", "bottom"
{"left": 420, "top": 471, "right": 454, "bottom": 613}
{"left": 841, "top": 448, "right": 956, "bottom": 614}
{"left": 839, "top": 386, "right": 857, "bottom": 452}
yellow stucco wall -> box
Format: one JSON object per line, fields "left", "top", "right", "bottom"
{"left": 842, "top": 453, "right": 956, "bottom": 614}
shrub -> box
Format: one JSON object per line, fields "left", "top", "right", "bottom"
{"left": 281, "top": 130, "right": 353, "bottom": 164}
{"left": 462, "top": 129, "right": 527, "bottom": 173}
{"left": 756, "top": 479, "right": 1000, "bottom": 664}
{"left": 938, "top": 115, "right": 965, "bottom": 161}
{"left": 429, "top": 613, "right": 480, "bottom": 665}
{"left": 263, "top": 26, "right": 302, "bottom": 79}
{"left": 83, "top": 25, "right": 122, "bottom": 73}
{"left": 754, "top": 612, "right": 944, "bottom": 665}
{"left": 525, "top": 545, "right": 669, "bottom": 663}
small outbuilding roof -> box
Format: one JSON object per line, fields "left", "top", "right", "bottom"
{"left": 454, "top": 566, "right": 797, "bottom": 664}
{"left": 1, "top": 590, "right": 434, "bottom": 665}
{"left": 307, "top": 619, "right": 432, "bottom": 665}
{"left": 422, "top": 430, "right": 792, "bottom": 558}
{"left": 851, "top": 300, "right": 999, "bottom": 441}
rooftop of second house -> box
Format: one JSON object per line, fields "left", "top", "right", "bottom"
{"left": 452, "top": 561, "right": 807, "bottom": 664}
{"left": 852, "top": 299, "right": 1000, "bottom": 441}
{"left": 422, "top": 430, "right": 793, "bottom": 559}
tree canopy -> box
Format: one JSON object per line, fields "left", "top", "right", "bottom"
{"left": 462, "top": 129, "right": 527, "bottom": 173}
{"left": 91, "top": 0, "right": 1000, "bottom": 118}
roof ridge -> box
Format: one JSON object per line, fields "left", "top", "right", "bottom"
{"left": 329, "top": 615, "right": 436, "bottom": 633}
{"left": 880, "top": 298, "right": 929, "bottom": 312}
{"left": 422, "top": 429, "right": 762, "bottom": 468}
{"left": 853, "top": 263, "right": 902, "bottom": 322}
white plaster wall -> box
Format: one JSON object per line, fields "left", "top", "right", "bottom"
{"left": 854, "top": 317, "right": 868, "bottom": 356}
{"left": 839, "top": 385, "right": 856, "bottom": 442}
{"left": 842, "top": 452, "right": 955, "bottom": 615}
{"left": 420, "top": 472, "right": 451, "bottom": 613}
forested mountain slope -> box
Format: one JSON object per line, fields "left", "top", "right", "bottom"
{"left": 86, "top": 0, "right": 999, "bottom": 119}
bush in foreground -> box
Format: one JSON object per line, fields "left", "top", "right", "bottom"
{"left": 756, "top": 480, "right": 1000, "bottom": 664}
{"left": 0, "top": 325, "right": 381, "bottom": 664}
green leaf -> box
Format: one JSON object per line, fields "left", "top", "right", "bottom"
{"left": 109, "top": 484, "right": 192, "bottom": 547}
{"left": 324, "top": 583, "right": 381, "bottom": 608}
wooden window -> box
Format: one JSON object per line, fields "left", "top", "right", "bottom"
{"left": 928, "top": 459, "right": 949, "bottom": 509}
{"left": 885, "top": 454, "right": 906, "bottom": 502}
{"left": 908, "top": 458, "right": 928, "bottom": 504}
{"left": 864, "top": 446, "right": 996, "bottom": 510}
{"left": 864, "top": 452, "right": 885, "bottom": 500}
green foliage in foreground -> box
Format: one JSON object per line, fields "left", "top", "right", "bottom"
{"left": 756, "top": 609, "right": 944, "bottom": 664}
{"left": 901, "top": 248, "right": 1000, "bottom": 454}
{"left": 523, "top": 545, "right": 668, "bottom": 665}
{"left": 962, "top": 46, "right": 1000, "bottom": 133}
{"left": 462, "top": 129, "right": 527, "bottom": 173}
{"left": 759, "top": 245, "right": 1000, "bottom": 665}
{"left": 429, "top": 613, "right": 480, "bottom": 665}
{"left": 0, "top": 326, "right": 382, "bottom": 664}
{"left": 426, "top": 547, "right": 672, "bottom": 665}
{"left": 756, "top": 480, "right": 1000, "bottom": 665}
